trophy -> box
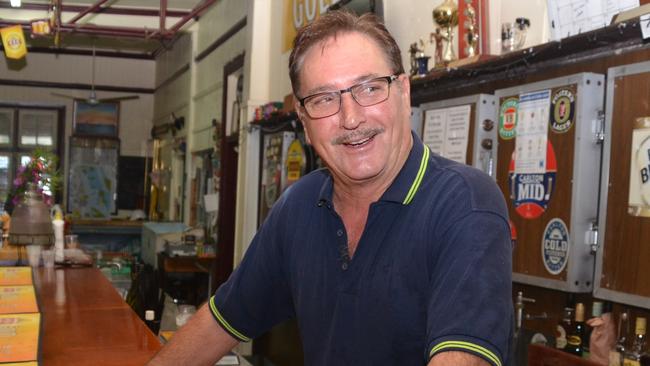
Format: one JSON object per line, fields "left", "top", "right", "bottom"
{"left": 408, "top": 40, "right": 430, "bottom": 78}
{"left": 464, "top": 0, "right": 479, "bottom": 57}
{"left": 432, "top": 0, "right": 459, "bottom": 64}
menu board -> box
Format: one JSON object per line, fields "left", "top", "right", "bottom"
{"left": 0, "top": 285, "right": 39, "bottom": 314}
{"left": 0, "top": 313, "right": 41, "bottom": 363}
{"left": 0, "top": 266, "right": 40, "bottom": 364}
{"left": 0, "top": 267, "right": 32, "bottom": 286}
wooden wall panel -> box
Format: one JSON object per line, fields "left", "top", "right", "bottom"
{"left": 601, "top": 72, "right": 650, "bottom": 297}
{"left": 496, "top": 86, "right": 577, "bottom": 282}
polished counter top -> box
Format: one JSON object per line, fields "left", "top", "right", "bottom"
{"left": 33, "top": 267, "right": 161, "bottom": 365}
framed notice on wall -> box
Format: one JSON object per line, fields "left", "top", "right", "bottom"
{"left": 73, "top": 100, "right": 119, "bottom": 137}
{"left": 422, "top": 104, "right": 471, "bottom": 164}
{"left": 67, "top": 137, "right": 119, "bottom": 218}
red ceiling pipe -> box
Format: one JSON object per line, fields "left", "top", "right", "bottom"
{"left": 168, "top": 0, "right": 216, "bottom": 34}
{"left": 0, "top": 2, "right": 190, "bottom": 17}
{"left": 0, "top": 20, "right": 173, "bottom": 39}
{"left": 67, "top": 0, "right": 111, "bottom": 24}
{"left": 160, "top": 0, "right": 167, "bottom": 33}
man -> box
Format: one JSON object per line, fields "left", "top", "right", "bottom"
{"left": 148, "top": 10, "right": 512, "bottom": 366}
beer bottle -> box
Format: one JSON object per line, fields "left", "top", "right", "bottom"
{"left": 565, "top": 302, "right": 586, "bottom": 356}
{"left": 584, "top": 301, "right": 604, "bottom": 358}
{"left": 623, "top": 317, "right": 647, "bottom": 366}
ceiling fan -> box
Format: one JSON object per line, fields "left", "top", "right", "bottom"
{"left": 51, "top": 45, "right": 140, "bottom": 104}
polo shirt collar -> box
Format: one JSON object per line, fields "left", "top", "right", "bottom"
{"left": 380, "top": 131, "right": 429, "bottom": 205}
{"left": 316, "top": 132, "right": 429, "bottom": 207}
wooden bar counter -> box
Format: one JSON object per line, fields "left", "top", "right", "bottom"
{"left": 33, "top": 267, "right": 161, "bottom": 365}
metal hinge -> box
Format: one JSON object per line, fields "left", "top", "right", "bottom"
{"left": 585, "top": 221, "right": 599, "bottom": 253}
{"left": 593, "top": 110, "right": 605, "bottom": 143}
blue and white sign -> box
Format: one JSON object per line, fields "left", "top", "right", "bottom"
{"left": 541, "top": 218, "right": 570, "bottom": 275}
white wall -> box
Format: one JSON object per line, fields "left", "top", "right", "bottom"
{"left": 153, "top": 0, "right": 249, "bottom": 222}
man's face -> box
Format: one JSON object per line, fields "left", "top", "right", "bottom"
{"left": 295, "top": 32, "right": 412, "bottom": 186}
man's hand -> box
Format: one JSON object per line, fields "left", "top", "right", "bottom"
{"left": 428, "top": 351, "right": 491, "bottom": 366}
{"left": 147, "top": 303, "right": 239, "bottom": 366}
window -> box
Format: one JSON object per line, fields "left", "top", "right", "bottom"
{"left": 0, "top": 105, "right": 63, "bottom": 213}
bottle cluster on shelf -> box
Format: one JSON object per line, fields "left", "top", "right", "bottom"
{"left": 553, "top": 299, "right": 650, "bottom": 366}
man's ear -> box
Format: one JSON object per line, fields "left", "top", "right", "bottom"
{"left": 399, "top": 74, "right": 411, "bottom": 103}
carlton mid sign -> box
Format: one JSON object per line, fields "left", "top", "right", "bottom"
{"left": 283, "top": 0, "right": 341, "bottom": 52}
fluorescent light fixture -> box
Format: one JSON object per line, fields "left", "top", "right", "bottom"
{"left": 10, "top": 0, "right": 21, "bottom": 7}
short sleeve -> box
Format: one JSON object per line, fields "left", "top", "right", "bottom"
{"left": 208, "top": 195, "right": 294, "bottom": 342}
{"left": 425, "top": 210, "right": 513, "bottom": 366}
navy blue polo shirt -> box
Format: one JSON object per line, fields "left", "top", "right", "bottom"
{"left": 210, "top": 132, "right": 513, "bottom": 366}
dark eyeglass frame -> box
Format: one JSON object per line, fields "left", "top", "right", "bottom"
{"left": 298, "top": 74, "right": 400, "bottom": 119}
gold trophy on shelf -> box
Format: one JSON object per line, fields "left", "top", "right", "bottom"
{"left": 464, "top": 0, "right": 479, "bottom": 57}
{"left": 432, "top": 0, "right": 459, "bottom": 65}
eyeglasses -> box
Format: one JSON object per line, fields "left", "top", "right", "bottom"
{"left": 298, "top": 74, "right": 399, "bottom": 119}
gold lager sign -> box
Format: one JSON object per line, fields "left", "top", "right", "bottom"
{"left": 0, "top": 25, "right": 27, "bottom": 60}
{"left": 629, "top": 117, "right": 650, "bottom": 217}
{"left": 283, "top": 0, "right": 340, "bottom": 53}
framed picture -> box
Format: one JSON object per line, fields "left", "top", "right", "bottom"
{"left": 73, "top": 100, "right": 119, "bottom": 137}
{"left": 67, "top": 136, "right": 119, "bottom": 219}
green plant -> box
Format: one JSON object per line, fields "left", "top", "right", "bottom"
{"left": 9, "top": 148, "right": 62, "bottom": 208}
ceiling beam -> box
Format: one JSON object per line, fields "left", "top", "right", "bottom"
{"left": 168, "top": 0, "right": 215, "bottom": 33}
{"left": 0, "top": 45, "right": 155, "bottom": 59}
{"left": 67, "top": 0, "right": 111, "bottom": 24}
{"left": 0, "top": 19, "right": 173, "bottom": 39}
{"left": 0, "top": 2, "right": 190, "bottom": 17}
{"left": 160, "top": 0, "right": 167, "bottom": 33}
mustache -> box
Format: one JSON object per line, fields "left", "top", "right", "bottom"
{"left": 331, "top": 127, "right": 385, "bottom": 145}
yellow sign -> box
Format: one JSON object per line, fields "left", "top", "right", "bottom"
{"left": 30, "top": 20, "right": 51, "bottom": 36}
{"left": 0, "top": 267, "right": 33, "bottom": 286}
{"left": 0, "top": 25, "right": 27, "bottom": 59}
{"left": 285, "top": 139, "right": 306, "bottom": 185}
{"left": 283, "top": 0, "right": 340, "bottom": 53}
{"left": 0, "top": 313, "right": 41, "bottom": 363}
{"left": 0, "top": 285, "right": 39, "bottom": 314}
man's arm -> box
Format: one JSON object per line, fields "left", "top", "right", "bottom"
{"left": 428, "top": 351, "right": 490, "bottom": 366}
{"left": 147, "top": 303, "right": 239, "bottom": 366}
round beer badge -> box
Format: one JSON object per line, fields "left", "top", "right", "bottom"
{"left": 508, "top": 141, "right": 558, "bottom": 219}
{"left": 499, "top": 97, "right": 518, "bottom": 140}
{"left": 542, "top": 218, "right": 570, "bottom": 275}
{"left": 550, "top": 88, "right": 575, "bottom": 133}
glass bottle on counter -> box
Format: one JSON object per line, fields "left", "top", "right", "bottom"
{"left": 557, "top": 306, "right": 574, "bottom": 349}
{"left": 640, "top": 352, "right": 650, "bottom": 366}
{"left": 623, "top": 317, "right": 647, "bottom": 366}
{"left": 611, "top": 311, "right": 630, "bottom": 366}
{"left": 584, "top": 301, "right": 604, "bottom": 358}
{"left": 566, "top": 302, "right": 586, "bottom": 356}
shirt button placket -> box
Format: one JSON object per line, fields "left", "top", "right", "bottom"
{"left": 336, "top": 228, "right": 349, "bottom": 271}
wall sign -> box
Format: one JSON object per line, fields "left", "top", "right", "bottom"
{"left": 509, "top": 141, "right": 557, "bottom": 219}
{"left": 285, "top": 139, "right": 306, "bottom": 187}
{"left": 282, "top": 0, "right": 340, "bottom": 53}
{"left": 628, "top": 117, "right": 650, "bottom": 217}
{"left": 550, "top": 86, "right": 576, "bottom": 134}
{"left": 422, "top": 104, "right": 471, "bottom": 163}
{"left": 514, "top": 90, "right": 551, "bottom": 175}
{"left": 542, "top": 218, "right": 570, "bottom": 275}
{"left": 499, "top": 97, "right": 518, "bottom": 140}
